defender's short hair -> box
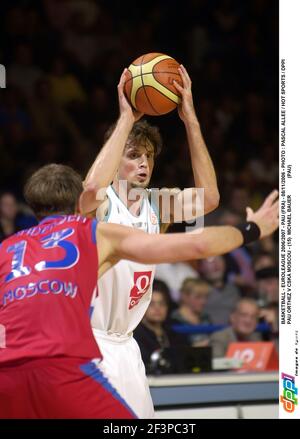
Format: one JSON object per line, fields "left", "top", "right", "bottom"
{"left": 24, "top": 164, "right": 83, "bottom": 219}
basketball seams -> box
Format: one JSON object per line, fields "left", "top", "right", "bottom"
{"left": 142, "top": 85, "right": 179, "bottom": 108}
{"left": 127, "top": 73, "right": 181, "bottom": 105}
{"left": 125, "top": 53, "right": 181, "bottom": 115}
{"left": 124, "top": 72, "right": 181, "bottom": 86}
{"left": 140, "top": 55, "right": 159, "bottom": 115}
{"left": 151, "top": 73, "right": 181, "bottom": 100}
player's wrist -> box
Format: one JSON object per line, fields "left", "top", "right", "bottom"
{"left": 118, "top": 113, "right": 135, "bottom": 129}
{"left": 234, "top": 221, "right": 261, "bottom": 245}
{"left": 183, "top": 114, "right": 199, "bottom": 127}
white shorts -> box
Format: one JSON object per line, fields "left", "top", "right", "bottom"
{"left": 93, "top": 328, "right": 155, "bottom": 419}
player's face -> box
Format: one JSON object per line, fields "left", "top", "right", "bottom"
{"left": 116, "top": 141, "right": 155, "bottom": 189}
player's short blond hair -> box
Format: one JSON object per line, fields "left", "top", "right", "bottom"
{"left": 24, "top": 164, "right": 83, "bottom": 219}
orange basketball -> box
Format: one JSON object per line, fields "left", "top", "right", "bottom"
{"left": 124, "top": 53, "right": 183, "bottom": 116}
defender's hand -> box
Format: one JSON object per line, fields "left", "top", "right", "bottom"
{"left": 246, "top": 190, "right": 279, "bottom": 239}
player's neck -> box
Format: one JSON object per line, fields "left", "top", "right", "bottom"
{"left": 112, "top": 180, "right": 144, "bottom": 216}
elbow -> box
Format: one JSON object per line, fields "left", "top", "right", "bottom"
{"left": 190, "top": 237, "right": 209, "bottom": 260}
{"left": 79, "top": 183, "right": 103, "bottom": 216}
{"left": 82, "top": 180, "right": 98, "bottom": 194}
{"left": 204, "top": 190, "right": 220, "bottom": 214}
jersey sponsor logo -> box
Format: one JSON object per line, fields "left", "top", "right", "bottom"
{"left": 151, "top": 212, "right": 158, "bottom": 225}
{"left": 129, "top": 271, "right": 152, "bottom": 310}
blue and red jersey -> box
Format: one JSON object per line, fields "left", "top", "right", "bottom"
{"left": 0, "top": 215, "right": 100, "bottom": 365}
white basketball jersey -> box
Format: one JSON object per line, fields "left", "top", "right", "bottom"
{"left": 91, "top": 185, "right": 160, "bottom": 336}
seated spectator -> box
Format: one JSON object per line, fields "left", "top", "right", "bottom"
{"left": 0, "top": 191, "right": 37, "bottom": 242}
{"left": 210, "top": 298, "right": 262, "bottom": 358}
{"left": 171, "top": 278, "right": 211, "bottom": 347}
{"left": 255, "top": 262, "right": 279, "bottom": 351}
{"left": 155, "top": 261, "right": 199, "bottom": 303}
{"left": 218, "top": 209, "right": 256, "bottom": 294}
{"left": 200, "top": 255, "right": 241, "bottom": 325}
{"left": 8, "top": 43, "right": 43, "bottom": 97}
{"left": 28, "top": 78, "right": 84, "bottom": 146}
{"left": 48, "top": 56, "right": 87, "bottom": 108}
{"left": 152, "top": 279, "right": 177, "bottom": 314}
{"left": 253, "top": 251, "right": 276, "bottom": 272}
{"left": 0, "top": 88, "right": 31, "bottom": 133}
{"left": 134, "top": 281, "right": 187, "bottom": 374}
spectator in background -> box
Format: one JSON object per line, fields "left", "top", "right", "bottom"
{"left": 0, "top": 88, "right": 31, "bottom": 134}
{"left": 253, "top": 251, "right": 277, "bottom": 273}
{"left": 28, "top": 77, "right": 84, "bottom": 145}
{"left": 134, "top": 280, "right": 187, "bottom": 374}
{"left": 155, "top": 262, "right": 199, "bottom": 303}
{"left": 227, "top": 186, "right": 250, "bottom": 217}
{"left": 63, "top": 6, "right": 100, "bottom": 70}
{"left": 200, "top": 255, "right": 241, "bottom": 325}
{"left": 254, "top": 251, "right": 278, "bottom": 307}
{"left": 0, "top": 191, "right": 37, "bottom": 242}
{"left": 171, "top": 278, "right": 211, "bottom": 347}
{"left": 8, "top": 43, "right": 43, "bottom": 97}
{"left": 210, "top": 298, "right": 262, "bottom": 358}
{"left": 247, "top": 144, "right": 278, "bottom": 188}
{"left": 254, "top": 255, "right": 279, "bottom": 351}
{"left": 219, "top": 209, "right": 256, "bottom": 295}
{"left": 48, "top": 56, "right": 87, "bottom": 108}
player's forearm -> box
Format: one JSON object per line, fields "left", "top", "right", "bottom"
{"left": 80, "top": 115, "right": 133, "bottom": 215}
{"left": 119, "top": 225, "right": 243, "bottom": 265}
{"left": 83, "top": 115, "right": 133, "bottom": 192}
{"left": 184, "top": 117, "right": 220, "bottom": 213}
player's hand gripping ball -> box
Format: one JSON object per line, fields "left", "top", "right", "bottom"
{"left": 124, "top": 53, "right": 183, "bottom": 116}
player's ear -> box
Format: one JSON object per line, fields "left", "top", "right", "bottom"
{"left": 74, "top": 201, "right": 80, "bottom": 214}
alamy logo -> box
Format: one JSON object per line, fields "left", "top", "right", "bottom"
{"left": 0, "top": 64, "right": 6, "bottom": 88}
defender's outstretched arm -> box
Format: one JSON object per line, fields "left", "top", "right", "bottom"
{"left": 97, "top": 190, "right": 278, "bottom": 276}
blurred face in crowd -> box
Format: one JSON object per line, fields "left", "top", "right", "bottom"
{"left": 254, "top": 254, "right": 275, "bottom": 271}
{"left": 91, "top": 87, "right": 109, "bottom": 112}
{"left": 219, "top": 208, "right": 241, "bottom": 226}
{"left": 0, "top": 193, "right": 18, "bottom": 221}
{"left": 16, "top": 44, "right": 32, "bottom": 66}
{"left": 115, "top": 141, "right": 155, "bottom": 190}
{"left": 144, "top": 291, "right": 168, "bottom": 325}
{"left": 231, "top": 300, "right": 259, "bottom": 337}
{"left": 229, "top": 188, "right": 249, "bottom": 215}
{"left": 182, "top": 283, "right": 210, "bottom": 314}
{"left": 200, "top": 256, "right": 226, "bottom": 284}
{"left": 257, "top": 277, "right": 279, "bottom": 304}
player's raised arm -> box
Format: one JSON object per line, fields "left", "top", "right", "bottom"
{"left": 170, "top": 65, "right": 220, "bottom": 219}
{"left": 97, "top": 190, "right": 278, "bottom": 273}
{"left": 79, "top": 69, "right": 143, "bottom": 216}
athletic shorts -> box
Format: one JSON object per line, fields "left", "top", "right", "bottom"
{"left": 93, "top": 329, "right": 155, "bottom": 419}
{"left": 0, "top": 356, "right": 137, "bottom": 419}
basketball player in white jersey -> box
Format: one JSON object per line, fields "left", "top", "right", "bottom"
{"left": 79, "top": 66, "right": 220, "bottom": 418}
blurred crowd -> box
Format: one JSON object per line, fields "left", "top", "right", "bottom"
{"left": 0, "top": 0, "right": 278, "bottom": 371}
